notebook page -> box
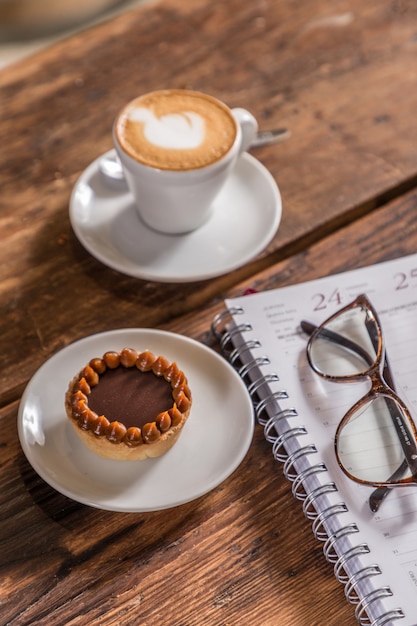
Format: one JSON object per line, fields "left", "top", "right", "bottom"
{"left": 226, "top": 253, "right": 417, "bottom": 625}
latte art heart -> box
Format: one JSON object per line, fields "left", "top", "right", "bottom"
{"left": 129, "top": 109, "right": 205, "bottom": 150}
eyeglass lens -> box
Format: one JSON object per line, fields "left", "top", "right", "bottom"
{"left": 308, "top": 306, "right": 378, "bottom": 378}
{"left": 337, "top": 395, "right": 414, "bottom": 484}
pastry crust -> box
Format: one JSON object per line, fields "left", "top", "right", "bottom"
{"left": 65, "top": 347, "right": 192, "bottom": 461}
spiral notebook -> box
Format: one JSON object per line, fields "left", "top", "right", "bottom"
{"left": 212, "top": 253, "right": 417, "bottom": 626}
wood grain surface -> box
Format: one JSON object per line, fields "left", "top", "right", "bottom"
{"left": 2, "top": 0, "right": 417, "bottom": 406}
{"left": 3, "top": 190, "right": 416, "bottom": 626}
{"left": 2, "top": 0, "right": 417, "bottom": 624}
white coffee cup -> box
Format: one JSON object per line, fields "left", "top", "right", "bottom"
{"left": 113, "top": 89, "right": 258, "bottom": 234}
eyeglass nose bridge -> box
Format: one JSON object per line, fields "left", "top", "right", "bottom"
{"left": 369, "top": 366, "right": 391, "bottom": 393}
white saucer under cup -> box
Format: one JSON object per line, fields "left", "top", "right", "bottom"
{"left": 69, "top": 150, "right": 282, "bottom": 282}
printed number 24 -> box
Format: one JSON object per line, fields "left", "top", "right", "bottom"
{"left": 312, "top": 289, "right": 342, "bottom": 312}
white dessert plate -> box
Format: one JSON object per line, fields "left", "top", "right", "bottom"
{"left": 17, "top": 328, "right": 254, "bottom": 512}
{"left": 69, "top": 149, "right": 282, "bottom": 282}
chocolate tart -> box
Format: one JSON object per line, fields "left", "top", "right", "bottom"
{"left": 65, "top": 347, "right": 192, "bottom": 460}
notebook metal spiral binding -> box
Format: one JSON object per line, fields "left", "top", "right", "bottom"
{"left": 263, "top": 408, "right": 299, "bottom": 441}
{"left": 211, "top": 307, "right": 244, "bottom": 340}
{"left": 312, "top": 503, "right": 349, "bottom": 541}
{"left": 271, "top": 426, "right": 308, "bottom": 463}
{"left": 334, "top": 544, "right": 371, "bottom": 583}
{"left": 229, "top": 340, "right": 261, "bottom": 366}
{"left": 257, "top": 400, "right": 297, "bottom": 429}
{"left": 336, "top": 553, "right": 402, "bottom": 626}
{"left": 345, "top": 565, "right": 383, "bottom": 604}
{"left": 212, "top": 308, "right": 246, "bottom": 357}
{"left": 238, "top": 356, "right": 271, "bottom": 379}
{"left": 323, "top": 523, "right": 360, "bottom": 564}
{"left": 367, "top": 611, "right": 406, "bottom": 626}
{"left": 219, "top": 322, "right": 252, "bottom": 354}
{"left": 283, "top": 444, "right": 318, "bottom": 481}
{"left": 355, "top": 587, "right": 404, "bottom": 626}
{"left": 212, "top": 306, "right": 403, "bottom": 626}
{"left": 301, "top": 482, "right": 338, "bottom": 518}
{"left": 291, "top": 463, "right": 329, "bottom": 500}
{"left": 248, "top": 374, "right": 284, "bottom": 399}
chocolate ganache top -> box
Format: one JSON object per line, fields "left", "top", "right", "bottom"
{"left": 88, "top": 366, "right": 173, "bottom": 428}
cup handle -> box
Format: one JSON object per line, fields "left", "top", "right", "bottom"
{"left": 232, "top": 107, "right": 259, "bottom": 155}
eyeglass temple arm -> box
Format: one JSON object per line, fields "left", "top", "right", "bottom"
{"left": 301, "top": 321, "right": 374, "bottom": 367}
{"left": 365, "top": 318, "right": 407, "bottom": 510}
{"left": 301, "top": 320, "right": 408, "bottom": 512}
{"left": 368, "top": 460, "right": 408, "bottom": 512}
{"left": 365, "top": 318, "right": 417, "bottom": 500}
{"left": 362, "top": 320, "right": 417, "bottom": 480}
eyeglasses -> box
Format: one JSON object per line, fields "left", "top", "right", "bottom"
{"left": 302, "top": 294, "right": 417, "bottom": 505}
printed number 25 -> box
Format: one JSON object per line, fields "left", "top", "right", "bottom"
{"left": 395, "top": 269, "right": 417, "bottom": 290}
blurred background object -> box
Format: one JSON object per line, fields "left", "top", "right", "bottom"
{"left": 0, "top": 0, "right": 129, "bottom": 40}
{"left": 0, "top": 0, "right": 148, "bottom": 67}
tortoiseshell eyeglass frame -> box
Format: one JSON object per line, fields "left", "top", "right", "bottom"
{"left": 304, "top": 293, "right": 417, "bottom": 489}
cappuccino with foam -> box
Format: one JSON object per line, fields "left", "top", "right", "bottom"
{"left": 113, "top": 89, "right": 258, "bottom": 233}
{"left": 114, "top": 90, "right": 237, "bottom": 171}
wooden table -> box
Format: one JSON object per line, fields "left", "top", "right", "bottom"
{"left": 1, "top": 0, "right": 417, "bottom": 623}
